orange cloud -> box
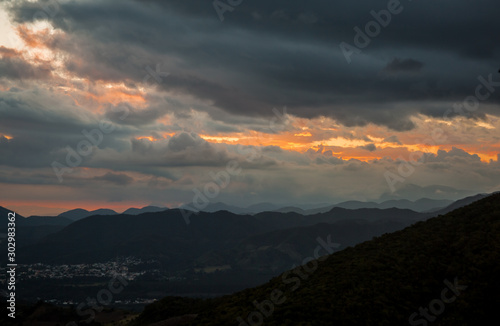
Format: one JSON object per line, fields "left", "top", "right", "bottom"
{"left": 294, "top": 131, "right": 312, "bottom": 137}
{"left": 194, "top": 113, "right": 500, "bottom": 163}
{"left": 16, "top": 25, "right": 49, "bottom": 48}
{"left": 136, "top": 136, "right": 159, "bottom": 142}
{"left": 94, "top": 88, "right": 147, "bottom": 106}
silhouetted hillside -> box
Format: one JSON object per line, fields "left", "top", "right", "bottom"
{"left": 433, "top": 193, "right": 490, "bottom": 215}
{"left": 222, "top": 219, "right": 411, "bottom": 271}
{"left": 133, "top": 193, "right": 500, "bottom": 325}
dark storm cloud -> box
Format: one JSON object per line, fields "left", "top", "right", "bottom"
{"left": 126, "top": 132, "right": 254, "bottom": 167}
{"left": 105, "top": 104, "right": 168, "bottom": 126}
{"left": 384, "top": 58, "right": 423, "bottom": 73}
{"left": 359, "top": 143, "right": 377, "bottom": 152}
{"left": 0, "top": 88, "right": 137, "bottom": 168}
{"left": 6, "top": 0, "right": 500, "bottom": 130}
{"left": 0, "top": 133, "right": 65, "bottom": 168}
{"left": 0, "top": 55, "right": 52, "bottom": 80}
{"left": 428, "top": 147, "right": 482, "bottom": 163}
{"left": 0, "top": 90, "right": 89, "bottom": 167}
{"left": 0, "top": 84, "right": 276, "bottom": 175}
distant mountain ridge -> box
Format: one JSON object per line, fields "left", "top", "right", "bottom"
{"left": 55, "top": 206, "right": 168, "bottom": 221}
{"left": 191, "top": 198, "right": 454, "bottom": 215}
{"left": 134, "top": 192, "right": 500, "bottom": 326}
{"left": 0, "top": 193, "right": 493, "bottom": 257}
{"left": 2, "top": 195, "right": 470, "bottom": 223}
{"left": 57, "top": 208, "right": 118, "bottom": 221}
{"left": 122, "top": 206, "right": 168, "bottom": 215}
{"left": 180, "top": 202, "right": 279, "bottom": 215}
{"left": 292, "top": 198, "right": 453, "bottom": 215}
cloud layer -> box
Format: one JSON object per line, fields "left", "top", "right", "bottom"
{"left": 0, "top": 0, "right": 499, "bottom": 215}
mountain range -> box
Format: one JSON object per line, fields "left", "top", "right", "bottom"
{"left": 132, "top": 192, "right": 500, "bottom": 326}
{"left": 182, "top": 197, "right": 454, "bottom": 215}
{"left": 56, "top": 206, "right": 169, "bottom": 221}
{"left": 0, "top": 194, "right": 491, "bottom": 269}
{"left": 0, "top": 192, "right": 498, "bottom": 325}
{"left": 12, "top": 195, "right": 470, "bottom": 222}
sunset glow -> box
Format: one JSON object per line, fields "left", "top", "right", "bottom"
{"left": 0, "top": 1, "right": 499, "bottom": 216}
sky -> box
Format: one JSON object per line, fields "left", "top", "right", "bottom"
{"left": 0, "top": 0, "right": 499, "bottom": 216}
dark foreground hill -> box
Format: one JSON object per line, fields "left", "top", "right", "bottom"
{"left": 7, "top": 206, "right": 433, "bottom": 303}
{"left": 132, "top": 193, "right": 500, "bottom": 326}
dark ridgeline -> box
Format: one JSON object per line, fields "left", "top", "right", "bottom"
{"left": 1, "top": 193, "right": 499, "bottom": 325}
{"left": 131, "top": 193, "right": 500, "bottom": 326}
{"left": 13, "top": 207, "right": 427, "bottom": 266}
